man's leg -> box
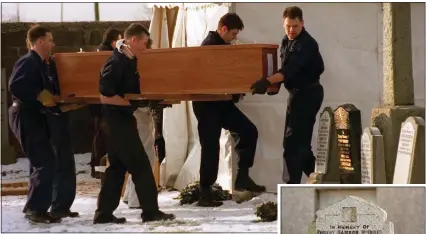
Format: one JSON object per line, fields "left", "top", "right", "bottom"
{"left": 300, "top": 85, "right": 324, "bottom": 176}
{"left": 8, "top": 107, "right": 60, "bottom": 223}
{"left": 95, "top": 109, "right": 175, "bottom": 223}
{"left": 46, "top": 112, "right": 78, "bottom": 218}
{"left": 125, "top": 108, "right": 156, "bottom": 209}
{"left": 221, "top": 103, "right": 265, "bottom": 193}
{"left": 192, "top": 102, "right": 223, "bottom": 207}
{"left": 283, "top": 85, "right": 324, "bottom": 184}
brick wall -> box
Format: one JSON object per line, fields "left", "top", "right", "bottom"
{"left": 1, "top": 21, "right": 150, "bottom": 158}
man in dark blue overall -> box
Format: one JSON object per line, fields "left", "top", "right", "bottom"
{"left": 94, "top": 23, "right": 175, "bottom": 224}
{"left": 251, "top": 6, "right": 325, "bottom": 184}
{"left": 193, "top": 13, "right": 266, "bottom": 208}
{"left": 8, "top": 25, "right": 60, "bottom": 223}
{"left": 43, "top": 55, "right": 85, "bottom": 219}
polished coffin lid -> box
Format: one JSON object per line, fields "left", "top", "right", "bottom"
{"left": 54, "top": 44, "right": 280, "bottom": 101}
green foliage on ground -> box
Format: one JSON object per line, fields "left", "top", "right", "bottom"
{"left": 255, "top": 201, "right": 277, "bottom": 222}
{"left": 173, "top": 181, "right": 232, "bottom": 205}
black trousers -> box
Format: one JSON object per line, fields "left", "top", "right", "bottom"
{"left": 45, "top": 111, "right": 76, "bottom": 212}
{"left": 192, "top": 101, "right": 258, "bottom": 188}
{"left": 9, "top": 106, "right": 55, "bottom": 213}
{"left": 96, "top": 107, "right": 159, "bottom": 216}
{"left": 91, "top": 112, "right": 108, "bottom": 173}
{"left": 283, "top": 84, "right": 324, "bottom": 184}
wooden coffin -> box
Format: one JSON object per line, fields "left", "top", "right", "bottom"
{"left": 54, "top": 44, "right": 280, "bottom": 101}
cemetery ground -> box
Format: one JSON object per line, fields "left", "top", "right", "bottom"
{"left": 1, "top": 153, "right": 277, "bottom": 232}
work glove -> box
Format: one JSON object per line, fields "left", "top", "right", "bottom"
{"left": 250, "top": 78, "right": 271, "bottom": 95}
{"left": 116, "top": 39, "right": 135, "bottom": 59}
{"left": 37, "top": 89, "right": 57, "bottom": 107}
{"left": 267, "top": 91, "right": 279, "bottom": 96}
{"left": 232, "top": 94, "right": 245, "bottom": 103}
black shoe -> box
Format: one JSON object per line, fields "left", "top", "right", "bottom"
{"left": 50, "top": 210, "right": 80, "bottom": 219}
{"left": 197, "top": 186, "right": 223, "bottom": 207}
{"left": 234, "top": 169, "right": 266, "bottom": 193}
{"left": 25, "top": 210, "right": 62, "bottom": 224}
{"left": 141, "top": 210, "right": 175, "bottom": 222}
{"left": 93, "top": 213, "right": 126, "bottom": 224}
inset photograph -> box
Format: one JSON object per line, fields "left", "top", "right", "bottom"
{"left": 278, "top": 185, "right": 425, "bottom": 234}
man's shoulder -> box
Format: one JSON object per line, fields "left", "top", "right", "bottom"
{"left": 300, "top": 30, "right": 319, "bottom": 47}
{"left": 14, "top": 53, "right": 36, "bottom": 68}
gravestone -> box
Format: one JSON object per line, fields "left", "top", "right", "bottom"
{"left": 1, "top": 68, "right": 17, "bottom": 165}
{"left": 334, "top": 104, "right": 362, "bottom": 184}
{"left": 392, "top": 116, "right": 425, "bottom": 184}
{"left": 312, "top": 196, "right": 394, "bottom": 234}
{"left": 361, "top": 127, "right": 386, "bottom": 184}
{"left": 307, "top": 107, "right": 340, "bottom": 184}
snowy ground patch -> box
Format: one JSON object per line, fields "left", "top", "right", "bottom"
{"left": 1, "top": 154, "right": 277, "bottom": 232}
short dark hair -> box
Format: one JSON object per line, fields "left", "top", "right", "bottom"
{"left": 27, "top": 24, "right": 51, "bottom": 46}
{"left": 102, "top": 28, "right": 121, "bottom": 45}
{"left": 283, "top": 6, "right": 303, "bottom": 21}
{"left": 218, "top": 13, "right": 244, "bottom": 31}
{"left": 124, "top": 23, "right": 150, "bottom": 40}
{"left": 147, "top": 38, "right": 153, "bottom": 49}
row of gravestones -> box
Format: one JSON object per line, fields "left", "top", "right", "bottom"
{"left": 307, "top": 103, "right": 425, "bottom": 184}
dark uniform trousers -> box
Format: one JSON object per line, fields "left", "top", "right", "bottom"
{"left": 192, "top": 101, "right": 258, "bottom": 188}
{"left": 96, "top": 107, "right": 159, "bottom": 215}
{"left": 9, "top": 105, "right": 55, "bottom": 212}
{"left": 283, "top": 83, "right": 324, "bottom": 184}
{"left": 45, "top": 111, "right": 76, "bottom": 212}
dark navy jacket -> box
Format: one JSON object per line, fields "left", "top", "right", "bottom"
{"left": 99, "top": 49, "right": 143, "bottom": 112}
{"left": 279, "top": 27, "right": 324, "bottom": 90}
{"left": 9, "top": 50, "right": 49, "bottom": 111}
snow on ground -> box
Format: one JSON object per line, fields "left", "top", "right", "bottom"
{"left": 1, "top": 154, "right": 277, "bottom": 232}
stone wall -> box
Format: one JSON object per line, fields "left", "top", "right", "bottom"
{"left": 1, "top": 21, "right": 150, "bottom": 157}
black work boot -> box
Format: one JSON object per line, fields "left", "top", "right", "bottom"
{"left": 234, "top": 169, "right": 266, "bottom": 193}
{"left": 25, "top": 210, "right": 62, "bottom": 224}
{"left": 197, "top": 186, "right": 223, "bottom": 207}
{"left": 50, "top": 210, "right": 80, "bottom": 219}
{"left": 93, "top": 211, "right": 126, "bottom": 224}
{"left": 141, "top": 210, "right": 176, "bottom": 222}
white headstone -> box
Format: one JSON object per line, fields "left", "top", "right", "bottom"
{"left": 315, "top": 108, "right": 332, "bottom": 174}
{"left": 361, "top": 127, "right": 386, "bottom": 184}
{"left": 393, "top": 116, "right": 425, "bottom": 184}
{"left": 315, "top": 196, "right": 394, "bottom": 234}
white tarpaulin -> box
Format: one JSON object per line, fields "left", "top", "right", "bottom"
{"left": 148, "top": 3, "right": 237, "bottom": 191}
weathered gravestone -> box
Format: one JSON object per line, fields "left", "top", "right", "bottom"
{"left": 311, "top": 196, "right": 394, "bottom": 234}
{"left": 361, "top": 127, "right": 386, "bottom": 184}
{"left": 308, "top": 107, "right": 340, "bottom": 184}
{"left": 334, "top": 104, "right": 362, "bottom": 184}
{"left": 392, "top": 116, "right": 425, "bottom": 184}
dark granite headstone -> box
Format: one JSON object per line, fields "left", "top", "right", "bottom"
{"left": 334, "top": 104, "right": 362, "bottom": 183}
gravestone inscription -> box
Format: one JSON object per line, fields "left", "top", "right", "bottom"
{"left": 393, "top": 116, "right": 425, "bottom": 184}
{"left": 334, "top": 104, "right": 362, "bottom": 184}
{"left": 308, "top": 107, "right": 340, "bottom": 184}
{"left": 361, "top": 127, "right": 386, "bottom": 184}
{"left": 313, "top": 196, "right": 394, "bottom": 234}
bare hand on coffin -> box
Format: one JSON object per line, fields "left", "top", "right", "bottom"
{"left": 250, "top": 78, "right": 271, "bottom": 95}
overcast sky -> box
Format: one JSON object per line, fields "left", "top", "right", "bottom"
{"left": 1, "top": 2, "right": 152, "bottom": 22}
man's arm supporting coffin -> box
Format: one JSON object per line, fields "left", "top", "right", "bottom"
{"left": 54, "top": 44, "right": 280, "bottom": 103}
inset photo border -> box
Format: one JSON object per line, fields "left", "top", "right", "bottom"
{"left": 277, "top": 184, "right": 425, "bottom": 234}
